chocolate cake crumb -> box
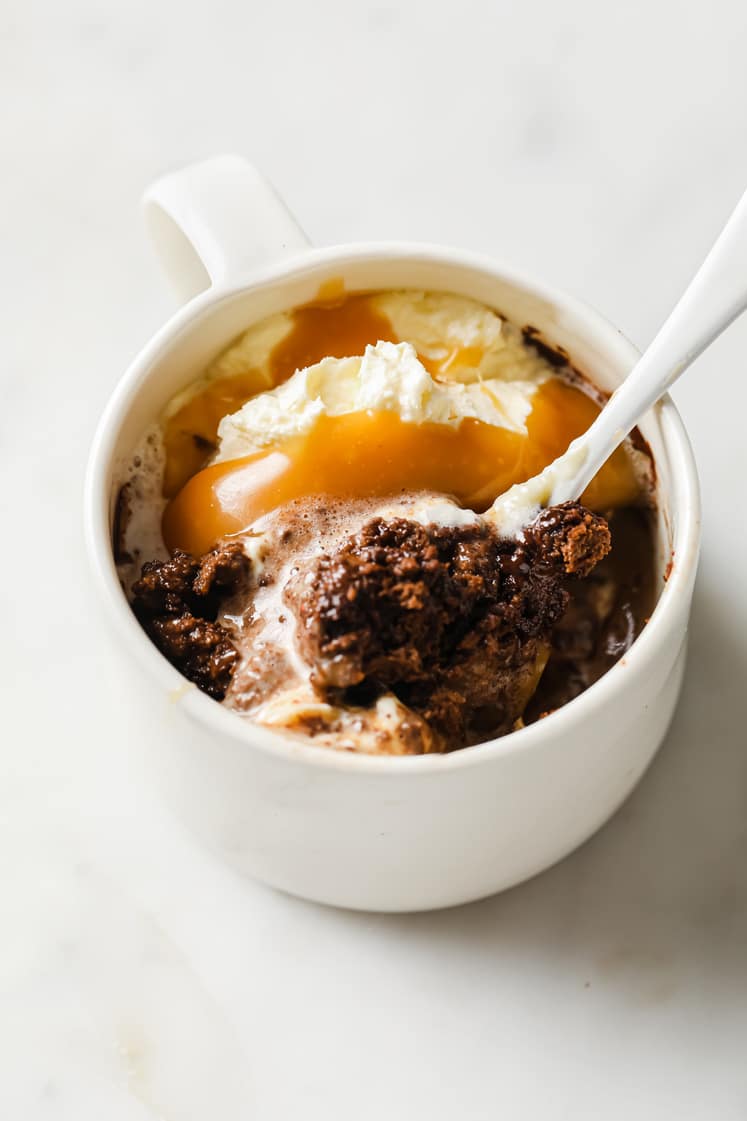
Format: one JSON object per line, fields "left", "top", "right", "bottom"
{"left": 524, "top": 502, "right": 612, "bottom": 578}
{"left": 132, "top": 551, "right": 201, "bottom": 615}
{"left": 290, "top": 502, "right": 611, "bottom": 747}
{"left": 193, "top": 541, "right": 251, "bottom": 599}
{"left": 147, "top": 614, "right": 241, "bottom": 700}
{"left": 131, "top": 542, "right": 251, "bottom": 700}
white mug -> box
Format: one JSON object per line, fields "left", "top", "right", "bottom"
{"left": 84, "top": 155, "right": 701, "bottom": 912}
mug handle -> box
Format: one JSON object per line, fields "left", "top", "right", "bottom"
{"left": 143, "top": 154, "right": 311, "bottom": 304}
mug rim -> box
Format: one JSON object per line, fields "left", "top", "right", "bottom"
{"left": 84, "top": 239, "right": 701, "bottom": 776}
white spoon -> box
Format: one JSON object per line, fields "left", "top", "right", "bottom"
{"left": 488, "top": 189, "right": 747, "bottom": 532}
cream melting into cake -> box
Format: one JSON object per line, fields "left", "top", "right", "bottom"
{"left": 117, "top": 288, "right": 656, "bottom": 754}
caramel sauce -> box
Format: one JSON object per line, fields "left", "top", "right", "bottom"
{"left": 163, "top": 377, "right": 640, "bottom": 556}
{"left": 268, "top": 293, "right": 398, "bottom": 380}
{"left": 162, "top": 370, "right": 271, "bottom": 498}
{"left": 163, "top": 294, "right": 398, "bottom": 497}
{"left": 433, "top": 344, "right": 485, "bottom": 379}
{"left": 161, "top": 290, "right": 644, "bottom": 556}
{"left": 161, "top": 293, "right": 497, "bottom": 497}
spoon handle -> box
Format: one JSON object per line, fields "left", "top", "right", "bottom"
{"left": 550, "top": 188, "right": 747, "bottom": 505}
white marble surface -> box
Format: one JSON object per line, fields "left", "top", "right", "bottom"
{"left": 3, "top": 0, "right": 747, "bottom": 1116}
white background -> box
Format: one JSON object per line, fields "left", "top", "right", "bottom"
{"left": 2, "top": 1, "right": 747, "bottom": 1117}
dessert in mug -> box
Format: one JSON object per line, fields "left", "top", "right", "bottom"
{"left": 116, "top": 289, "right": 656, "bottom": 755}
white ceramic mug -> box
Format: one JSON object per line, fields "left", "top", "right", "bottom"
{"left": 84, "top": 155, "right": 701, "bottom": 912}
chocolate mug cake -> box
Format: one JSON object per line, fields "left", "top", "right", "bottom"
{"left": 116, "top": 289, "right": 656, "bottom": 754}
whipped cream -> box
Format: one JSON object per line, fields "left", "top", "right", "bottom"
{"left": 216, "top": 340, "right": 546, "bottom": 462}
{"left": 180, "top": 290, "right": 552, "bottom": 421}
{"left": 485, "top": 442, "right": 589, "bottom": 538}
{"left": 372, "top": 291, "right": 549, "bottom": 383}
{"left": 371, "top": 494, "right": 480, "bottom": 529}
